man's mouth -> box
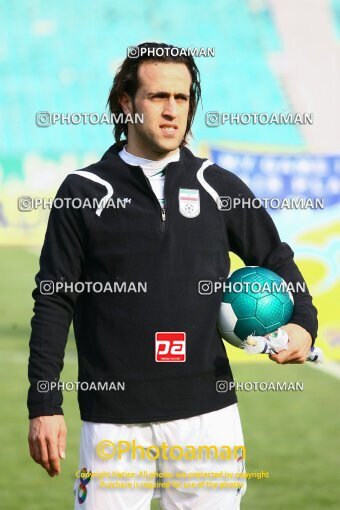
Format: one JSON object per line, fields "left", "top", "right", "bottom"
{"left": 160, "top": 124, "right": 178, "bottom": 135}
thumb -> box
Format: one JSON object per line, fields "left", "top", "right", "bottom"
{"left": 58, "top": 425, "right": 67, "bottom": 460}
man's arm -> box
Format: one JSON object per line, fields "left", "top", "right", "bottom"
{"left": 28, "top": 175, "right": 86, "bottom": 475}
{"left": 227, "top": 176, "right": 318, "bottom": 363}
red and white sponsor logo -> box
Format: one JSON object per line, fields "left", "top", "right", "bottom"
{"left": 155, "top": 332, "right": 186, "bottom": 362}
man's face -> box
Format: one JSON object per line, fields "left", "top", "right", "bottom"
{"left": 123, "top": 61, "right": 192, "bottom": 157}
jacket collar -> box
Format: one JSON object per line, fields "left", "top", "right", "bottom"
{"left": 100, "top": 141, "right": 197, "bottom": 166}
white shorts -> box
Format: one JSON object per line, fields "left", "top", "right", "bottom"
{"left": 73, "top": 404, "right": 246, "bottom": 510}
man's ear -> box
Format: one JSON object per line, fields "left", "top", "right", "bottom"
{"left": 119, "top": 92, "right": 133, "bottom": 115}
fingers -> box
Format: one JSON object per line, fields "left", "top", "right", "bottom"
{"left": 58, "top": 423, "right": 67, "bottom": 460}
{"left": 46, "top": 436, "right": 61, "bottom": 476}
{"left": 28, "top": 435, "right": 36, "bottom": 459}
{"left": 29, "top": 433, "right": 53, "bottom": 474}
{"left": 28, "top": 435, "right": 41, "bottom": 464}
{"left": 38, "top": 436, "right": 52, "bottom": 473}
{"left": 269, "top": 350, "right": 306, "bottom": 365}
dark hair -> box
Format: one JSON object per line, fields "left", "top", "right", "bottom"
{"left": 106, "top": 42, "right": 202, "bottom": 148}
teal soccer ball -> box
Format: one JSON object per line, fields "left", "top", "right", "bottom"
{"left": 218, "top": 266, "right": 294, "bottom": 347}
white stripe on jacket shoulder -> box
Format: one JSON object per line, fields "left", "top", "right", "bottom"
{"left": 196, "top": 159, "right": 219, "bottom": 203}
{"left": 71, "top": 171, "right": 114, "bottom": 217}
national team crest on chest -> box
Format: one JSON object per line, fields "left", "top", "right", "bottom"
{"left": 178, "top": 188, "right": 200, "bottom": 218}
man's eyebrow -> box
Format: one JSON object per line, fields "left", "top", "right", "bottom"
{"left": 146, "top": 91, "right": 190, "bottom": 98}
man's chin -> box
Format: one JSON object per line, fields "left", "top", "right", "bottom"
{"left": 152, "top": 137, "right": 182, "bottom": 154}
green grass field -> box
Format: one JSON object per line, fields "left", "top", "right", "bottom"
{"left": 1, "top": 247, "right": 339, "bottom": 510}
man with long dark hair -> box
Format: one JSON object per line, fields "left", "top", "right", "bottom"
{"left": 28, "top": 42, "right": 317, "bottom": 509}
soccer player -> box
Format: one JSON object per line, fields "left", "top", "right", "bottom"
{"left": 27, "top": 42, "right": 318, "bottom": 510}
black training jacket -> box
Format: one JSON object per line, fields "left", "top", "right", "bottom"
{"left": 27, "top": 142, "right": 318, "bottom": 423}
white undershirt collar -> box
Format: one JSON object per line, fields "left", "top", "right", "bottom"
{"left": 119, "top": 145, "right": 180, "bottom": 177}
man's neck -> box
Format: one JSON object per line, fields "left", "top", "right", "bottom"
{"left": 120, "top": 145, "right": 180, "bottom": 171}
{"left": 125, "top": 142, "right": 179, "bottom": 161}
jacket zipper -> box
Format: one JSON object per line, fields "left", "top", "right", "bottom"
{"left": 160, "top": 168, "right": 168, "bottom": 232}
{"left": 138, "top": 165, "right": 168, "bottom": 232}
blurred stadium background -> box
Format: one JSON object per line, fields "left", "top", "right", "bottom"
{"left": 0, "top": 0, "right": 339, "bottom": 509}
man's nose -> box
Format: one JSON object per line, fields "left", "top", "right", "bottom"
{"left": 162, "top": 97, "right": 177, "bottom": 118}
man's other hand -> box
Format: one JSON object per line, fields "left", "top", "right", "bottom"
{"left": 28, "top": 415, "right": 67, "bottom": 477}
{"left": 269, "top": 323, "right": 312, "bottom": 365}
